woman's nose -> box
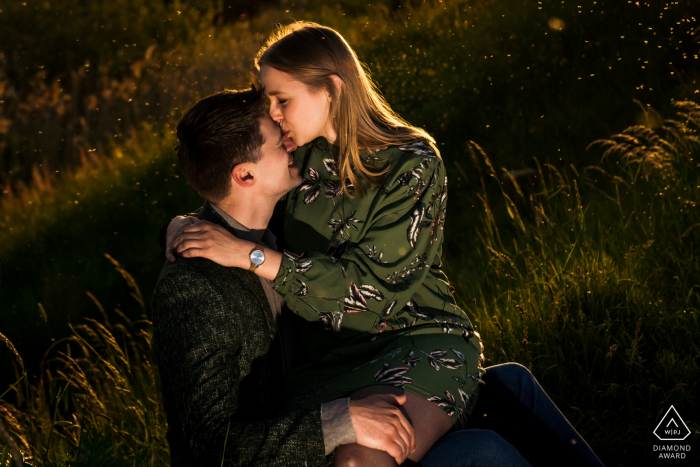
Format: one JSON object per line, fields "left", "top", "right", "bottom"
{"left": 269, "top": 103, "right": 283, "bottom": 123}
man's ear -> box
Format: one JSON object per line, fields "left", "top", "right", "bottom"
{"left": 329, "top": 74, "right": 342, "bottom": 98}
{"left": 231, "top": 164, "right": 255, "bottom": 188}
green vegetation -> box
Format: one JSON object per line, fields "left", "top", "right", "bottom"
{"left": 0, "top": 0, "right": 698, "bottom": 465}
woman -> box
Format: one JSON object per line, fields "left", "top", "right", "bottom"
{"left": 166, "top": 22, "right": 604, "bottom": 467}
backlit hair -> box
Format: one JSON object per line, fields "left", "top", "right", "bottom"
{"left": 256, "top": 22, "right": 437, "bottom": 197}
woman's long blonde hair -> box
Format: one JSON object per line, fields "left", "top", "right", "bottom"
{"left": 256, "top": 22, "right": 436, "bottom": 197}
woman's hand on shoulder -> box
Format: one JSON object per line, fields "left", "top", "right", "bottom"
{"left": 170, "top": 219, "right": 250, "bottom": 268}
{"left": 165, "top": 216, "right": 199, "bottom": 263}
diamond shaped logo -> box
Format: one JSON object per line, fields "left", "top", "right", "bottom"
{"left": 654, "top": 406, "right": 691, "bottom": 441}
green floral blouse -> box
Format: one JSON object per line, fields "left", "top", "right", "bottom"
{"left": 273, "top": 139, "right": 475, "bottom": 342}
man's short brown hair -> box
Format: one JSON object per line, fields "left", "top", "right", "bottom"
{"left": 176, "top": 87, "right": 266, "bottom": 202}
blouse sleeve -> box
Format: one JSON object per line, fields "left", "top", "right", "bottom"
{"left": 272, "top": 144, "right": 450, "bottom": 335}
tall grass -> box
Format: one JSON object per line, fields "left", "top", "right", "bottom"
{"left": 0, "top": 0, "right": 699, "bottom": 465}
{"left": 0, "top": 257, "right": 167, "bottom": 467}
{"left": 443, "top": 99, "right": 700, "bottom": 464}
{"left": 1, "top": 100, "right": 697, "bottom": 466}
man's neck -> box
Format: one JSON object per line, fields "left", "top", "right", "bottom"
{"left": 213, "top": 194, "right": 276, "bottom": 241}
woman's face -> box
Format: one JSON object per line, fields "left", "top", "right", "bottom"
{"left": 260, "top": 65, "right": 335, "bottom": 147}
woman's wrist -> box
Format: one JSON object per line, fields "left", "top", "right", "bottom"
{"left": 254, "top": 248, "right": 284, "bottom": 281}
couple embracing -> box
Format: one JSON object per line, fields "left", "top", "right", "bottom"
{"left": 151, "top": 22, "right": 604, "bottom": 467}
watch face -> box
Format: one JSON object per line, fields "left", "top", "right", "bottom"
{"left": 250, "top": 249, "right": 265, "bottom": 266}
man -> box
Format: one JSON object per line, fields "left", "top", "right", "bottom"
{"left": 151, "top": 87, "right": 419, "bottom": 466}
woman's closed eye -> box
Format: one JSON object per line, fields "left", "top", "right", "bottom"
{"left": 277, "top": 99, "right": 288, "bottom": 105}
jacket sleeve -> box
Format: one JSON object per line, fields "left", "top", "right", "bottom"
{"left": 272, "top": 151, "right": 454, "bottom": 334}
{"left": 152, "top": 266, "right": 328, "bottom": 466}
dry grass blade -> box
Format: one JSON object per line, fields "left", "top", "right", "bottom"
{"left": 0, "top": 333, "right": 24, "bottom": 375}
{"left": 0, "top": 417, "right": 23, "bottom": 467}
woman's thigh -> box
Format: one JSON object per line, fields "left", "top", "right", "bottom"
{"left": 335, "top": 385, "right": 453, "bottom": 466}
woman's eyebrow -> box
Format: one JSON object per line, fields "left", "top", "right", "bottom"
{"left": 266, "top": 89, "right": 283, "bottom": 96}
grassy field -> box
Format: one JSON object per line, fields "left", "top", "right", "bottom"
{"left": 1, "top": 0, "right": 699, "bottom": 465}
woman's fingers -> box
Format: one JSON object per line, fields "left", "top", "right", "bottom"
{"left": 175, "top": 238, "right": 207, "bottom": 254}
{"left": 180, "top": 248, "right": 205, "bottom": 258}
{"left": 384, "top": 393, "right": 416, "bottom": 451}
{"left": 391, "top": 412, "right": 414, "bottom": 458}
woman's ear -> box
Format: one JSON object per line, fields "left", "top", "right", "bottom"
{"left": 329, "top": 74, "right": 342, "bottom": 98}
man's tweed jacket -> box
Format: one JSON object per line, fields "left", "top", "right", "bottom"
{"left": 151, "top": 202, "right": 330, "bottom": 467}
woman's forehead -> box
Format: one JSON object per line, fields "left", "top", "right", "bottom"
{"left": 260, "top": 66, "right": 305, "bottom": 95}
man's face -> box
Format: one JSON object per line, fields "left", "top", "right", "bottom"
{"left": 250, "top": 114, "right": 302, "bottom": 198}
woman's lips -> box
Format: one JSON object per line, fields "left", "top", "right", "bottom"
{"left": 282, "top": 131, "right": 298, "bottom": 152}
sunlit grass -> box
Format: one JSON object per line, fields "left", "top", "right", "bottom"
{"left": 0, "top": 257, "right": 168, "bottom": 467}
{"left": 0, "top": 0, "right": 699, "bottom": 465}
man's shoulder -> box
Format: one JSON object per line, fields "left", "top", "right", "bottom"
{"left": 153, "top": 258, "right": 260, "bottom": 306}
{"left": 157, "top": 256, "right": 247, "bottom": 284}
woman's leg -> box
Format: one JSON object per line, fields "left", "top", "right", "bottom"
{"left": 469, "top": 363, "right": 605, "bottom": 467}
{"left": 334, "top": 385, "right": 453, "bottom": 467}
{"left": 421, "top": 429, "right": 533, "bottom": 467}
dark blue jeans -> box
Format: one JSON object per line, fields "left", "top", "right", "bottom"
{"left": 422, "top": 363, "right": 605, "bottom": 467}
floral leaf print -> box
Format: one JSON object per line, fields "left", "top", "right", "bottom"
{"left": 385, "top": 254, "right": 429, "bottom": 289}
{"left": 437, "top": 358, "right": 463, "bottom": 370}
{"left": 323, "top": 158, "right": 339, "bottom": 176}
{"left": 323, "top": 180, "right": 343, "bottom": 203}
{"left": 308, "top": 167, "right": 320, "bottom": 182}
{"left": 398, "top": 300, "right": 434, "bottom": 321}
{"left": 364, "top": 244, "right": 387, "bottom": 265}
{"left": 374, "top": 364, "right": 414, "bottom": 387}
{"left": 437, "top": 320, "right": 453, "bottom": 334}
{"left": 445, "top": 390, "right": 456, "bottom": 406}
{"left": 383, "top": 347, "right": 404, "bottom": 359}
{"left": 349, "top": 282, "right": 368, "bottom": 308}
{"left": 328, "top": 210, "right": 364, "bottom": 239}
{"left": 294, "top": 168, "right": 322, "bottom": 205}
{"left": 451, "top": 348, "right": 466, "bottom": 363}
{"left": 320, "top": 311, "right": 344, "bottom": 332}
{"left": 398, "top": 140, "right": 438, "bottom": 158}
{"left": 457, "top": 406, "right": 466, "bottom": 428}
{"left": 344, "top": 295, "right": 368, "bottom": 313}
{"left": 327, "top": 239, "right": 348, "bottom": 264}
{"left": 295, "top": 259, "right": 314, "bottom": 274}
{"left": 427, "top": 349, "right": 463, "bottom": 371}
{"left": 344, "top": 281, "right": 384, "bottom": 313}
{"left": 458, "top": 388, "right": 470, "bottom": 408}
{"left": 294, "top": 281, "right": 308, "bottom": 296}
{"left": 381, "top": 300, "right": 397, "bottom": 317}
{"left": 428, "top": 352, "right": 441, "bottom": 371}
{"left": 303, "top": 186, "right": 321, "bottom": 204}
{"left": 357, "top": 284, "right": 384, "bottom": 302}
{"left": 462, "top": 327, "right": 476, "bottom": 343}
{"left": 407, "top": 203, "right": 429, "bottom": 248}
{"left": 427, "top": 394, "right": 456, "bottom": 417}
{"left": 403, "top": 350, "right": 421, "bottom": 367}
{"left": 283, "top": 250, "right": 306, "bottom": 261}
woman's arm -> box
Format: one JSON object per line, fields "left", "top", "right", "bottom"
{"left": 270, "top": 152, "right": 458, "bottom": 334}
